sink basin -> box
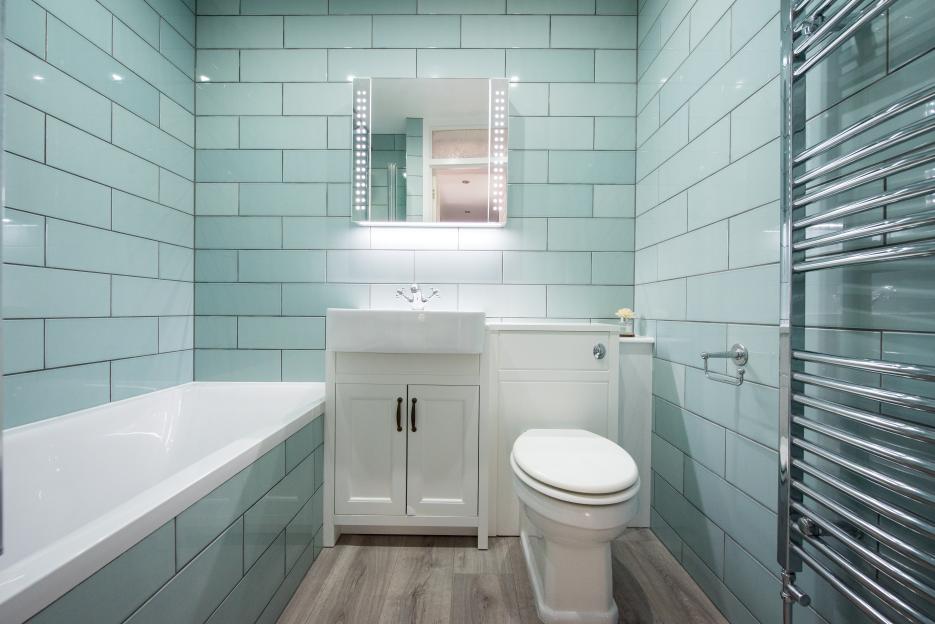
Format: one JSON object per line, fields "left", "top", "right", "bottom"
{"left": 326, "top": 309, "right": 486, "bottom": 354}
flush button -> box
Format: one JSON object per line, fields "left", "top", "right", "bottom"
{"left": 593, "top": 343, "right": 606, "bottom": 359}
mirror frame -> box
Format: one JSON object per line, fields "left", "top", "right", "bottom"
{"left": 351, "top": 77, "right": 509, "bottom": 227}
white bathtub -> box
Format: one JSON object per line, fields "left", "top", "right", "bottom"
{"left": 0, "top": 381, "right": 326, "bottom": 623}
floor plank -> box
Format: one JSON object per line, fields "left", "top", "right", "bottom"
{"left": 279, "top": 530, "right": 728, "bottom": 624}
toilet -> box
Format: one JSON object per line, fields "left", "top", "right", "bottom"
{"left": 511, "top": 428, "right": 640, "bottom": 624}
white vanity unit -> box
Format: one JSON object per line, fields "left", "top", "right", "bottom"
{"left": 323, "top": 309, "right": 490, "bottom": 549}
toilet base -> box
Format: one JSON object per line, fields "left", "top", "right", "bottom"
{"left": 518, "top": 514, "right": 619, "bottom": 624}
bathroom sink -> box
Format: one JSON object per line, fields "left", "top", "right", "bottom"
{"left": 326, "top": 309, "right": 486, "bottom": 354}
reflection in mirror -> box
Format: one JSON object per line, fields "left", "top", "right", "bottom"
{"left": 351, "top": 77, "right": 509, "bottom": 226}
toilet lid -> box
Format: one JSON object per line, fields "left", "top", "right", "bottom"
{"left": 512, "top": 429, "right": 638, "bottom": 495}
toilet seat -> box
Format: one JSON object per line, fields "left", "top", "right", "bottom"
{"left": 511, "top": 429, "right": 640, "bottom": 506}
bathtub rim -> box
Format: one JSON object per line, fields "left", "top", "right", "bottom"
{"left": 0, "top": 381, "right": 326, "bottom": 624}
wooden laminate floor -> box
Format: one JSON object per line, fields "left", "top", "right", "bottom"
{"left": 278, "top": 529, "right": 728, "bottom": 624}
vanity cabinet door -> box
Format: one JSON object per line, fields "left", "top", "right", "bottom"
{"left": 406, "top": 385, "right": 479, "bottom": 517}
{"left": 335, "top": 383, "right": 408, "bottom": 516}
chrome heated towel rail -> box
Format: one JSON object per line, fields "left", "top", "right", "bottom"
{"left": 779, "top": 1, "right": 935, "bottom": 623}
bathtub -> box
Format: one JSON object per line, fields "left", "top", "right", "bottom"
{"left": 0, "top": 381, "right": 326, "bottom": 623}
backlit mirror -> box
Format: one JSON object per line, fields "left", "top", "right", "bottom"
{"left": 351, "top": 77, "right": 509, "bottom": 226}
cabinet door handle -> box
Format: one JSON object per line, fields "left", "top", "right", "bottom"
{"left": 410, "top": 397, "right": 417, "bottom": 432}
{"left": 395, "top": 397, "right": 403, "bottom": 432}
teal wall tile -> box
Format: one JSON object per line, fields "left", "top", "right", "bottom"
{"left": 417, "top": 49, "right": 505, "bottom": 78}
{"left": 238, "top": 317, "right": 325, "bottom": 349}
{"left": 283, "top": 150, "right": 351, "bottom": 182}
{"left": 46, "top": 318, "right": 158, "bottom": 367}
{"left": 197, "top": 0, "right": 240, "bottom": 14}
{"left": 508, "top": 184, "right": 592, "bottom": 218}
{"left": 418, "top": 0, "right": 504, "bottom": 12}
{"left": 33, "top": 0, "right": 112, "bottom": 51}
{"left": 205, "top": 533, "right": 285, "bottom": 624}
{"left": 159, "top": 315, "right": 195, "bottom": 351}
{"left": 594, "top": 185, "right": 635, "bottom": 218}
{"left": 506, "top": 49, "right": 594, "bottom": 82}
{"left": 282, "top": 283, "right": 370, "bottom": 315}
{"left": 45, "top": 217, "right": 157, "bottom": 277}
{"left": 549, "top": 150, "right": 635, "bottom": 184}
{"left": 684, "top": 366, "right": 778, "bottom": 450}
{"left": 176, "top": 444, "right": 284, "bottom": 567}
{"left": 5, "top": 42, "right": 111, "bottom": 140}
{"left": 4, "top": 97, "right": 45, "bottom": 161}
{"left": 502, "top": 251, "right": 590, "bottom": 284}
{"left": 653, "top": 396, "right": 726, "bottom": 475}
{"left": 47, "top": 118, "right": 160, "bottom": 201}
{"left": 4, "top": 363, "right": 110, "bottom": 428}
{"left": 284, "top": 16, "right": 372, "bottom": 47}
{"left": 160, "top": 95, "right": 196, "bottom": 147}
{"left": 46, "top": 16, "right": 159, "bottom": 124}
{"left": 160, "top": 169, "right": 195, "bottom": 214}
{"left": 547, "top": 217, "right": 633, "bottom": 251}
{"left": 113, "top": 192, "right": 193, "bottom": 248}
{"left": 725, "top": 430, "right": 777, "bottom": 512}
{"left": 195, "top": 347, "right": 281, "bottom": 380}
{"left": 329, "top": 49, "right": 417, "bottom": 79}
{"left": 373, "top": 15, "right": 460, "bottom": 48}
{"left": 240, "top": 117, "right": 328, "bottom": 149}
{"left": 546, "top": 284, "right": 632, "bottom": 318}
{"left": 149, "top": 0, "right": 196, "bottom": 45}
{"left": 681, "top": 547, "right": 759, "bottom": 624}
{"left": 327, "top": 250, "right": 414, "bottom": 283}
{"left": 99, "top": 0, "right": 160, "bottom": 47}
{"left": 654, "top": 476, "right": 725, "bottom": 576}
{"left": 111, "top": 350, "right": 194, "bottom": 400}
{"left": 595, "top": 50, "right": 636, "bottom": 82}
{"left": 196, "top": 216, "right": 282, "bottom": 248}
{"left": 240, "top": 183, "right": 327, "bottom": 216}
{"left": 723, "top": 538, "right": 781, "bottom": 624}
{"left": 160, "top": 19, "right": 196, "bottom": 78}
{"left": 196, "top": 83, "right": 283, "bottom": 115}
{"left": 196, "top": 149, "right": 283, "bottom": 182}
{"left": 3, "top": 319, "right": 44, "bottom": 374}
{"left": 550, "top": 83, "right": 636, "bottom": 116}
{"left": 285, "top": 417, "right": 324, "bottom": 472}
{"left": 244, "top": 452, "right": 315, "bottom": 569}
{"left": 3, "top": 265, "right": 111, "bottom": 319}
{"left": 651, "top": 433, "right": 684, "bottom": 491}
{"left": 112, "top": 276, "right": 194, "bottom": 316}
{"left": 113, "top": 105, "right": 194, "bottom": 179}
{"left": 511, "top": 117, "right": 593, "bottom": 150}
{"left": 282, "top": 350, "right": 326, "bottom": 381}
{"left": 239, "top": 250, "right": 327, "bottom": 282}
{"left": 196, "top": 183, "right": 239, "bottom": 215}
{"left": 241, "top": 0, "right": 327, "bottom": 14}
{"left": 256, "top": 540, "right": 315, "bottom": 624}
{"left": 6, "top": 0, "right": 46, "bottom": 56}
{"left": 28, "top": 522, "right": 175, "bottom": 624}
{"left": 461, "top": 15, "right": 549, "bottom": 48}
{"left": 329, "top": 0, "right": 416, "bottom": 14}
{"left": 592, "top": 252, "right": 634, "bottom": 285}
{"left": 126, "top": 519, "right": 243, "bottom": 624}
{"left": 241, "top": 49, "right": 327, "bottom": 82}
{"left": 196, "top": 283, "right": 282, "bottom": 315}
{"left": 508, "top": 0, "right": 594, "bottom": 13}
{"left": 196, "top": 49, "right": 239, "bottom": 82}
{"left": 595, "top": 117, "right": 636, "bottom": 150}
{"left": 283, "top": 82, "right": 351, "bottom": 115}
{"left": 196, "top": 116, "right": 238, "bottom": 149}
{"left": 194, "top": 316, "right": 238, "bottom": 348}
{"left": 551, "top": 16, "right": 636, "bottom": 48}
{"left": 197, "top": 16, "right": 284, "bottom": 48}
{"left": 285, "top": 488, "right": 322, "bottom": 571}
{"left": 2, "top": 208, "right": 44, "bottom": 266}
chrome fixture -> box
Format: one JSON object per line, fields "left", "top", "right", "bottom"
{"left": 395, "top": 284, "right": 440, "bottom": 310}
{"left": 700, "top": 343, "right": 748, "bottom": 386}
{"left": 779, "top": 1, "right": 935, "bottom": 623}
{"left": 593, "top": 343, "right": 606, "bottom": 360}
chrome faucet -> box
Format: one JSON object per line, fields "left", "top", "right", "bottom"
{"left": 396, "top": 284, "right": 439, "bottom": 310}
